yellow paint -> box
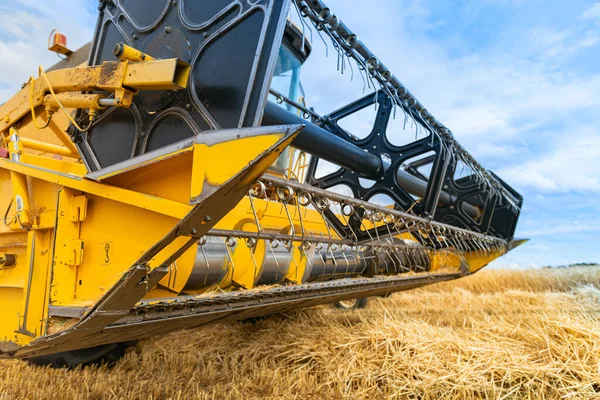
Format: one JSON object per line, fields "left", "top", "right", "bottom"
{"left": 0, "top": 53, "right": 515, "bottom": 353}
{"left": 0, "top": 120, "right": 297, "bottom": 348}
{"left": 43, "top": 93, "right": 103, "bottom": 112}
{"left": 230, "top": 222, "right": 265, "bottom": 289}
{"left": 196, "top": 135, "right": 286, "bottom": 192}
{"left": 0, "top": 58, "right": 190, "bottom": 134}
{"left": 464, "top": 250, "right": 505, "bottom": 273}
{"left": 19, "top": 137, "right": 74, "bottom": 158}
{"left": 115, "top": 43, "right": 156, "bottom": 62}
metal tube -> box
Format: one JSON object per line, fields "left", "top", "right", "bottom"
{"left": 7, "top": 129, "right": 32, "bottom": 229}
{"left": 269, "top": 89, "right": 323, "bottom": 122}
{"left": 113, "top": 42, "right": 155, "bottom": 62}
{"left": 263, "top": 174, "right": 501, "bottom": 245}
{"left": 43, "top": 94, "right": 102, "bottom": 111}
{"left": 0, "top": 253, "right": 17, "bottom": 269}
{"left": 98, "top": 98, "right": 118, "bottom": 107}
{"left": 395, "top": 169, "right": 481, "bottom": 219}
{"left": 206, "top": 229, "right": 439, "bottom": 251}
{"left": 263, "top": 104, "right": 481, "bottom": 219}
{"left": 20, "top": 137, "right": 75, "bottom": 158}
{"left": 263, "top": 102, "right": 383, "bottom": 179}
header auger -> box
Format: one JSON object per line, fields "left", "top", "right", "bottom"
{"left": 0, "top": 0, "right": 524, "bottom": 365}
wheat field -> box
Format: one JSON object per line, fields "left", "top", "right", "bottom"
{"left": 1, "top": 267, "right": 600, "bottom": 400}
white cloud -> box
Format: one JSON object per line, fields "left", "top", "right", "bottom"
{"left": 0, "top": 1, "right": 95, "bottom": 103}
{"left": 299, "top": 0, "right": 600, "bottom": 199}
{"left": 499, "top": 127, "right": 600, "bottom": 193}
{"left": 0, "top": 0, "right": 597, "bottom": 267}
{"left": 582, "top": 2, "right": 600, "bottom": 22}
{"left": 520, "top": 220, "right": 600, "bottom": 237}
{"left": 469, "top": 142, "right": 521, "bottom": 160}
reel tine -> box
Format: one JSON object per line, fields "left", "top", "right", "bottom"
{"left": 315, "top": 21, "right": 330, "bottom": 57}
{"left": 260, "top": 175, "right": 508, "bottom": 277}
{"left": 386, "top": 247, "right": 399, "bottom": 274}
{"left": 249, "top": 182, "right": 266, "bottom": 243}
{"left": 278, "top": 185, "right": 296, "bottom": 237}
{"left": 293, "top": 1, "right": 312, "bottom": 53}
{"left": 224, "top": 237, "right": 237, "bottom": 281}
{"left": 246, "top": 237, "right": 261, "bottom": 279}
{"left": 197, "top": 237, "right": 210, "bottom": 287}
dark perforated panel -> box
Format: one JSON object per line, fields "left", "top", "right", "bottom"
{"left": 77, "top": 0, "right": 290, "bottom": 171}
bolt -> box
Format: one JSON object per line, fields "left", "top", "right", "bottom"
{"left": 203, "top": 215, "right": 212, "bottom": 223}
{"left": 190, "top": 228, "right": 198, "bottom": 235}
{"left": 165, "top": 26, "right": 172, "bottom": 34}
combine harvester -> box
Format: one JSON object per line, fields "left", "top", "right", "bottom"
{"left": 0, "top": 0, "right": 523, "bottom": 366}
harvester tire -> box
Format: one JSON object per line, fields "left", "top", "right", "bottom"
{"left": 333, "top": 298, "right": 368, "bottom": 310}
{"left": 26, "top": 342, "right": 133, "bottom": 368}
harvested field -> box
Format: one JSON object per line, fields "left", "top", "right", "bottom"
{"left": 2, "top": 267, "right": 600, "bottom": 399}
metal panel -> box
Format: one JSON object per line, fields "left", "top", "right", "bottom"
{"left": 78, "top": 0, "right": 290, "bottom": 171}
{"left": 17, "top": 273, "right": 462, "bottom": 358}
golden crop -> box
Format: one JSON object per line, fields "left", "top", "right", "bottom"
{"left": 1, "top": 267, "right": 599, "bottom": 400}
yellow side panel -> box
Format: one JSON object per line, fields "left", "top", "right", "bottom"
{"left": 192, "top": 134, "right": 287, "bottom": 198}
{"left": 0, "top": 288, "right": 23, "bottom": 346}
{"left": 51, "top": 193, "right": 194, "bottom": 304}
{"left": 103, "top": 151, "right": 194, "bottom": 204}
{"left": 0, "top": 231, "right": 51, "bottom": 347}
{"left": 465, "top": 250, "right": 505, "bottom": 273}
{"left": 19, "top": 231, "right": 53, "bottom": 338}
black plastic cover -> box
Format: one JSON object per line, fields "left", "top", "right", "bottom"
{"left": 77, "top": 0, "right": 290, "bottom": 171}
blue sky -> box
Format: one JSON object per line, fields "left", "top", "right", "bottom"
{"left": 0, "top": 0, "right": 598, "bottom": 267}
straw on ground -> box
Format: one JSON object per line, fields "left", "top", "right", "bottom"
{"left": 1, "top": 267, "right": 599, "bottom": 400}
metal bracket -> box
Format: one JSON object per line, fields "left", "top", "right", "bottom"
{"left": 71, "top": 196, "right": 87, "bottom": 222}
{"left": 66, "top": 239, "right": 84, "bottom": 267}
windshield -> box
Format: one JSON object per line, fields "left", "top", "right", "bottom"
{"left": 270, "top": 44, "right": 303, "bottom": 107}
{"left": 270, "top": 43, "right": 305, "bottom": 173}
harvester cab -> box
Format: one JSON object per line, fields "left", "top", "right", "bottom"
{"left": 0, "top": 0, "right": 524, "bottom": 364}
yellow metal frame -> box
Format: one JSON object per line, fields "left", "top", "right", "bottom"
{"left": 0, "top": 58, "right": 190, "bottom": 132}
{"left": 0, "top": 46, "right": 508, "bottom": 356}
{"left": 0, "top": 124, "right": 303, "bottom": 347}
